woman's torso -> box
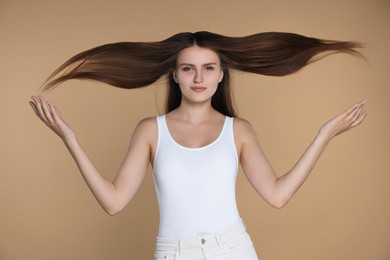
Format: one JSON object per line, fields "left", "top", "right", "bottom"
{"left": 151, "top": 113, "right": 244, "bottom": 238}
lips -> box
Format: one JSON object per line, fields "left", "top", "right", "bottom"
{"left": 190, "top": 86, "right": 207, "bottom": 92}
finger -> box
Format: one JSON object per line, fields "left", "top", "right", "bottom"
{"left": 38, "top": 96, "right": 55, "bottom": 125}
{"left": 345, "top": 101, "right": 366, "bottom": 121}
{"left": 48, "top": 101, "right": 62, "bottom": 122}
{"left": 31, "top": 96, "right": 49, "bottom": 124}
{"left": 29, "top": 101, "right": 39, "bottom": 116}
{"left": 54, "top": 106, "right": 62, "bottom": 118}
{"left": 344, "top": 100, "right": 366, "bottom": 114}
{"left": 343, "top": 103, "right": 361, "bottom": 120}
{"left": 349, "top": 105, "right": 363, "bottom": 122}
{"left": 345, "top": 105, "right": 361, "bottom": 123}
{"left": 351, "top": 110, "right": 368, "bottom": 128}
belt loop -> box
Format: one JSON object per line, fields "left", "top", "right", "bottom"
{"left": 215, "top": 234, "right": 224, "bottom": 248}
{"left": 179, "top": 239, "right": 183, "bottom": 256}
{"left": 174, "top": 248, "right": 180, "bottom": 260}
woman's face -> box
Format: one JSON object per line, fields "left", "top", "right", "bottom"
{"left": 173, "top": 45, "right": 224, "bottom": 105}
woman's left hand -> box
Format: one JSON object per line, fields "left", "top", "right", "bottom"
{"left": 319, "top": 100, "right": 367, "bottom": 140}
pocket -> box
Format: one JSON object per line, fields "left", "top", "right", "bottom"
{"left": 154, "top": 252, "right": 176, "bottom": 260}
{"left": 154, "top": 241, "right": 177, "bottom": 260}
{"left": 154, "top": 253, "right": 175, "bottom": 260}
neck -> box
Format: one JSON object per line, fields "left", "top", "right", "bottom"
{"left": 173, "top": 100, "right": 218, "bottom": 123}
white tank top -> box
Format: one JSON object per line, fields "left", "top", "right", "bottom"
{"left": 153, "top": 115, "right": 240, "bottom": 238}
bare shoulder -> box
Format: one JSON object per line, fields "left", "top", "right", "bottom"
{"left": 131, "top": 116, "right": 158, "bottom": 145}
{"left": 233, "top": 117, "right": 257, "bottom": 140}
{"left": 233, "top": 117, "right": 259, "bottom": 159}
{"left": 136, "top": 116, "right": 157, "bottom": 130}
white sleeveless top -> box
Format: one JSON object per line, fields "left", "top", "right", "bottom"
{"left": 153, "top": 115, "right": 241, "bottom": 238}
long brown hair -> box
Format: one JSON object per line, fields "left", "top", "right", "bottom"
{"left": 43, "top": 31, "right": 362, "bottom": 117}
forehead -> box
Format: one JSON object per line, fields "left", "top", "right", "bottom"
{"left": 177, "top": 45, "right": 220, "bottom": 64}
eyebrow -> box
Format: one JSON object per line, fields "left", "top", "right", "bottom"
{"left": 178, "top": 62, "right": 218, "bottom": 67}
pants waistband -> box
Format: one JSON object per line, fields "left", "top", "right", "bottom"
{"left": 156, "top": 218, "right": 247, "bottom": 251}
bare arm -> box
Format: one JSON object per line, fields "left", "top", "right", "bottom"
{"left": 29, "top": 96, "right": 154, "bottom": 215}
{"left": 237, "top": 100, "right": 367, "bottom": 208}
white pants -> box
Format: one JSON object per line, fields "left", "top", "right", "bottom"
{"left": 154, "top": 218, "right": 259, "bottom": 260}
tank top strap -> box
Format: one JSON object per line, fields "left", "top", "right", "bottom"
{"left": 224, "top": 116, "right": 235, "bottom": 143}
{"left": 155, "top": 115, "right": 169, "bottom": 153}
{"left": 156, "top": 115, "right": 166, "bottom": 134}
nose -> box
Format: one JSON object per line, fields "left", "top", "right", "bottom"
{"left": 194, "top": 70, "right": 203, "bottom": 84}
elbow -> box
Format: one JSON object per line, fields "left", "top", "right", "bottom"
{"left": 104, "top": 204, "right": 124, "bottom": 216}
{"left": 270, "top": 201, "right": 287, "bottom": 209}
{"left": 268, "top": 196, "right": 289, "bottom": 209}
{"left": 106, "top": 209, "right": 120, "bottom": 216}
{"left": 103, "top": 192, "right": 133, "bottom": 216}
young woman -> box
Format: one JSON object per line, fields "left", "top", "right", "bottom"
{"left": 29, "top": 31, "right": 367, "bottom": 260}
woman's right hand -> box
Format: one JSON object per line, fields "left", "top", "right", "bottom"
{"left": 29, "top": 96, "right": 76, "bottom": 142}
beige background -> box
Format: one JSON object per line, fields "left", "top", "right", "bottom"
{"left": 1, "top": 0, "right": 389, "bottom": 259}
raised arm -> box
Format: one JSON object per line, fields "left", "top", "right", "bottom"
{"left": 29, "top": 96, "right": 155, "bottom": 215}
{"left": 236, "top": 100, "right": 367, "bottom": 209}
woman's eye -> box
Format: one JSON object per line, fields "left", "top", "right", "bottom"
{"left": 182, "top": 67, "right": 193, "bottom": 71}
{"left": 205, "top": 66, "right": 214, "bottom": 71}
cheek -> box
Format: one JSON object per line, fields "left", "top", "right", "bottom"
{"left": 210, "top": 73, "right": 223, "bottom": 85}
{"left": 174, "top": 72, "right": 192, "bottom": 84}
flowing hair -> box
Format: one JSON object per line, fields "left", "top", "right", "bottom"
{"left": 43, "top": 31, "right": 363, "bottom": 117}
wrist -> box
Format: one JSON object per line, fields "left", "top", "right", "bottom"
{"left": 62, "top": 133, "right": 78, "bottom": 146}
{"left": 316, "top": 129, "right": 333, "bottom": 145}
